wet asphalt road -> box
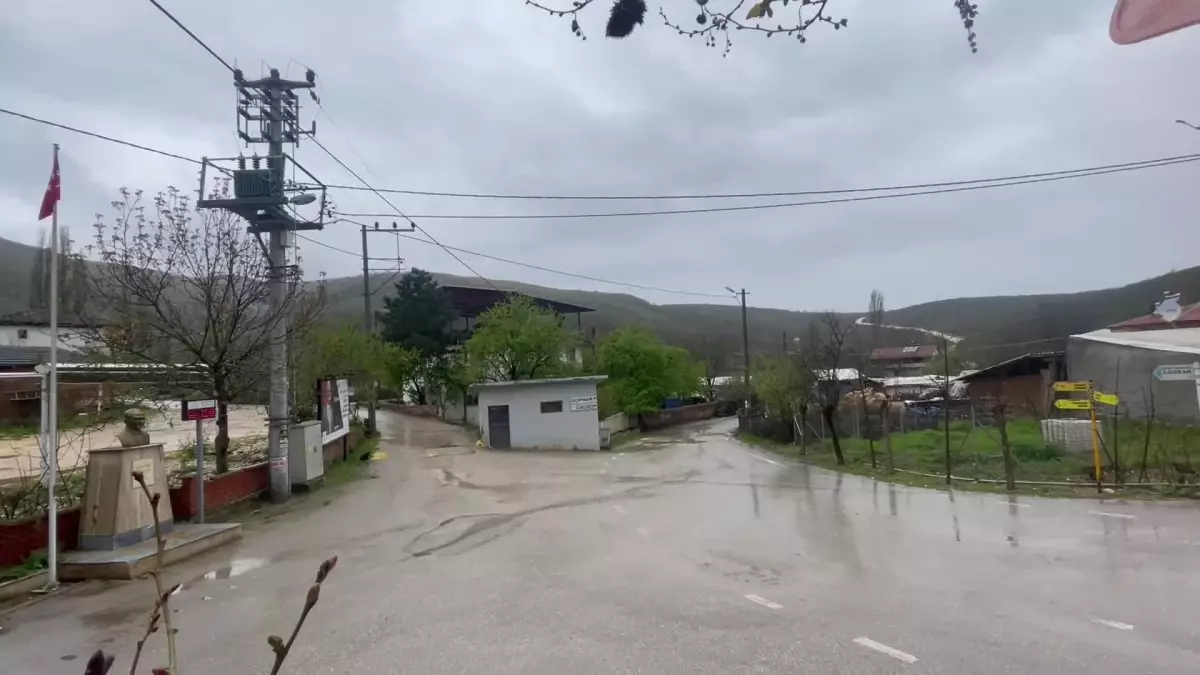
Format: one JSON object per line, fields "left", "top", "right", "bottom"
{"left": 3, "top": 414, "right": 1199, "bottom": 673}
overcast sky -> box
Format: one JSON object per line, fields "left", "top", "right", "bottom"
{"left": 1, "top": 0, "right": 1197, "bottom": 313}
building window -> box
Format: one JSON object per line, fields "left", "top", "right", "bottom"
{"left": 16, "top": 329, "right": 27, "bottom": 340}
{"left": 540, "top": 400, "right": 563, "bottom": 414}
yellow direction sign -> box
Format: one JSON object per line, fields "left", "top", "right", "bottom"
{"left": 1093, "top": 391, "right": 1119, "bottom": 406}
{"left": 1053, "top": 381, "right": 1091, "bottom": 393}
{"left": 1055, "top": 398, "right": 1094, "bottom": 411}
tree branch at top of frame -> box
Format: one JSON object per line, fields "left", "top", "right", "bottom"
{"left": 523, "top": 0, "right": 979, "bottom": 56}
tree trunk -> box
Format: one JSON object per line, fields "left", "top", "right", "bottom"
{"left": 797, "top": 404, "right": 809, "bottom": 456}
{"left": 864, "top": 397, "right": 877, "bottom": 469}
{"left": 215, "top": 394, "right": 230, "bottom": 475}
{"left": 823, "top": 404, "right": 844, "bottom": 465}
{"left": 881, "top": 406, "right": 894, "bottom": 474}
{"left": 994, "top": 403, "right": 1016, "bottom": 492}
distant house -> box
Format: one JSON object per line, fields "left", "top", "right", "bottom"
{"left": 1068, "top": 301, "right": 1200, "bottom": 421}
{"left": 0, "top": 309, "right": 99, "bottom": 353}
{"left": 869, "top": 344, "right": 938, "bottom": 376}
{"left": 957, "top": 351, "right": 1066, "bottom": 416}
{"left": 880, "top": 375, "right": 943, "bottom": 400}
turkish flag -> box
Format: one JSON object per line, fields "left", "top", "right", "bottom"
{"left": 38, "top": 147, "right": 60, "bottom": 221}
{"left": 1111, "top": 0, "right": 1200, "bottom": 44}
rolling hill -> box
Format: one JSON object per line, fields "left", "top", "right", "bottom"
{"left": 319, "top": 265, "right": 1193, "bottom": 371}
{"left": 0, "top": 235, "right": 1184, "bottom": 373}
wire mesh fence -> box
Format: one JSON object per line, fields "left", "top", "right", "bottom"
{"left": 739, "top": 398, "right": 1200, "bottom": 489}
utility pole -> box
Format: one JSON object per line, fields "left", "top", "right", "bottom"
{"left": 198, "top": 67, "right": 325, "bottom": 503}
{"left": 360, "top": 220, "right": 413, "bottom": 437}
{"left": 942, "top": 334, "right": 952, "bottom": 485}
{"left": 727, "top": 287, "right": 750, "bottom": 410}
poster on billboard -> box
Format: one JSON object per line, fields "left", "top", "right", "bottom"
{"left": 319, "top": 377, "right": 351, "bottom": 444}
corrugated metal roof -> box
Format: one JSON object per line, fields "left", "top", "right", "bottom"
{"left": 0, "top": 309, "right": 91, "bottom": 328}
{"left": 1108, "top": 301, "right": 1200, "bottom": 331}
{"left": 470, "top": 375, "right": 608, "bottom": 390}
{"left": 870, "top": 345, "right": 938, "bottom": 361}
{"left": 957, "top": 351, "right": 1064, "bottom": 382}
{"left": 1071, "top": 328, "right": 1200, "bottom": 355}
{"left": 0, "top": 346, "right": 83, "bottom": 366}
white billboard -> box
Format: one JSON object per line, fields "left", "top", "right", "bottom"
{"left": 319, "top": 377, "right": 351, "bottom": 444}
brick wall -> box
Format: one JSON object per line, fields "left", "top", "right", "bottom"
{"left": 0, "top": 507, "right": 81, "bottom": 567}
{"left": 639, "top": 403, "right": 718, "bottom": 430}
{"left": 170, "top": 463, "right": 269, "bottom": 521}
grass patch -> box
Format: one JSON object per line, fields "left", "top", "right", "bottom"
{"left": 0, "top": 550, "right": 47, "bottom": 582}
{"left": 738, "top": 422, "right": 1199, "bottom": 499}
{"left": 324, "top": 438, "right": 377, "bottom": 488}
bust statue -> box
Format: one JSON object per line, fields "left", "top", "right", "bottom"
{"left": 116, "top": 408, "right": 151, "bottom": 448}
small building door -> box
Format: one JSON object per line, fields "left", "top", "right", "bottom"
{"left": 487, "top": 404, "right": 510, "bottom": 449}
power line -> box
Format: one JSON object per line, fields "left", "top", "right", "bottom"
{"left": 145, "top": 0, "right": 235, "bottom": 73}
{"left": 322, "top": 152, "right": 1200, "bottom": 201}
{"left": 338, "top": 154, "right": 1200, "bottom": 221}
{"left": 306, "top": 134, "right": 500, "bottom": 292}
{"left": 0, "top": 108, "right": 724, "bottom": 298}
{"left": 8, "top": 103, "right": 1199, "bottom": 221}
{"left": 336, "top": 219, "right": 732, "bottom": 299}
{"left": 0, "top": 108, "right": 201, "bottom": 164}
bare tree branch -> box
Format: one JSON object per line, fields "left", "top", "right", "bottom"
{"left": 80, "top": 183, "right": 326, "bottom": 473}
{"left": 522, "top": 0, "right": 980, "bottom": 55}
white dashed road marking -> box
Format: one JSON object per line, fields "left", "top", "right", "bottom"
{"left": 1088, "top": 511, "right": 1136, "bottom": 520}
{"left": 750, "top": 454, "right": 785, "bottom": 467}
{"left": 854, "top": 637, "right": 918, "bottom": 664}
{"left": 1091, "top": 618, "right": 1134, "bottom": 630}
{"left": 996, "top": 500, "right": 1031, "bottom": 508}
{"left": 613, "top": 504, "right": 627, "bottom": 515}
{"left": 636, "top": 527, "right": 649, "bottom": 536}
{"left": 743, "top": 594, "right": 783, "bottom": 610}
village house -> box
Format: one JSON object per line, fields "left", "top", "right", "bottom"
{"left": 869, "top": 343, "right": 938, "bottom": 376}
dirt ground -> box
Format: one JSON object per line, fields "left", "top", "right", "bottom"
{"left": 0, "top": 404, "right": 269, "bottom": 482}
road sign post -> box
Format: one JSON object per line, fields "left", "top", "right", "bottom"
{"left": 1053, "top": 380, "right": 1104, "bottom": 492}
{"left": 182, "top": 399, "right": 217, "bottom": 523}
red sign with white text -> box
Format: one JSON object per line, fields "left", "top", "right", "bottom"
{"left": 181, "top": 399, "right": 217, "bottom": 421}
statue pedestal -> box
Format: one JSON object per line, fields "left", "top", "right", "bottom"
{"left": 79, "top": 443, "right": 174, "bottom": 551}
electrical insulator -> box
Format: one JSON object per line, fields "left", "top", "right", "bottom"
{"left": 251, "top": 155, "right": 261, "bottom": 169}
{"left": 236, "top": 155, "right": 246, "bottom": 170}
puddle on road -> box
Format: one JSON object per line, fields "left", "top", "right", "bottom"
{"left": 197, "top": 557, "right": 267, "bottom": 581}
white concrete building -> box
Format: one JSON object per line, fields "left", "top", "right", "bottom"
{"left": 473, "top": 376, "right": 606, "bottom": 451}
{"left": 0, "top": 309, "right": 98, "bottom": 352}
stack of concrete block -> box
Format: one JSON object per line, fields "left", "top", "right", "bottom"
{"left": 1041, "top": 418, "right": 1101, "bottom": 455}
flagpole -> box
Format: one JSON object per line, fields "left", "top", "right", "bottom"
{"left": 45, "top": 143, "right": 60, "bottom": 590}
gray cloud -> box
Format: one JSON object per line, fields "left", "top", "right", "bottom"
{"left": 1, "top": 0, "right": 1197, "bottom": 313}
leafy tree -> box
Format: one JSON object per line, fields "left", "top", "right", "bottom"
{"left": 434, "top": 353, "right": 477, "bottom": 421}
{"left": 465, "top": 295, "right": 578, "bottom": 381}
{"left": 524, "top": 0, "right": 979, "bottom": 54}
{"left": 82, "top": 186, "right": 323, "bottom": 474}
{"left": 293, "top": 325, "right": 416, "bottom": 419}
{"left": 599, "top": 327, "right": 702, "bottom": 414}
{"left": 376, "top": 269, "right": 460, "bottom": 359}
{"left": 922, "top": 346, "right": 974, "bottom": 377}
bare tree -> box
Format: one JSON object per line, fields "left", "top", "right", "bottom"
{"left": 523, "top": 0, "right": 979, "bottom": 55}
{"left": 29, "top": 226, "right": 88, "bottom": 314}
{"left": 815, "top": 311, "right": 852, "bottom": 465}
{"left": 81, "top": 185, "right": 324, "bottom": 474}
{"left": 851, "top": 290, "right": 886, "bottom": 467}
